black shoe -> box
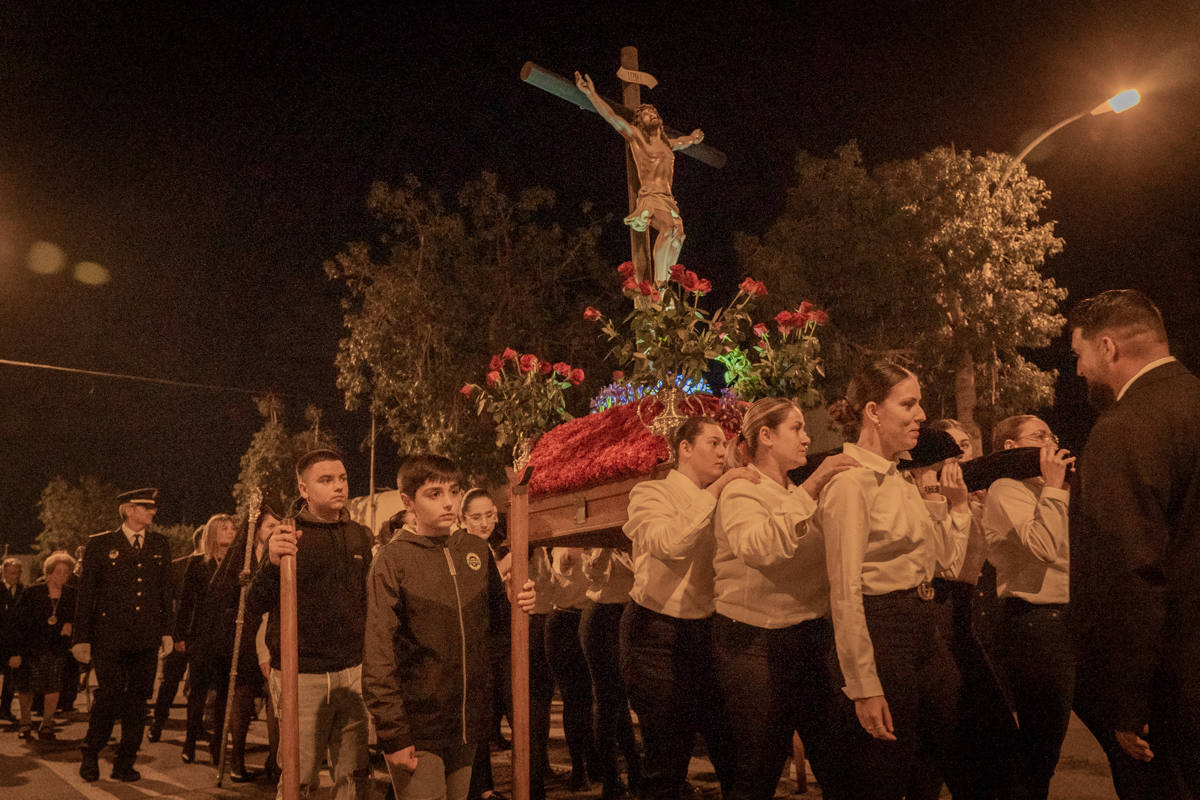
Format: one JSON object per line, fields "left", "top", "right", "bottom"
{"left": 147, "top": 720, "right": 163, "bottom": 742}
{"left": 18, "top": 725, "right": 33, "bottom": 740}
{"left": 112, "top": 765, "right": 141, "bottom": 782}
{"left": 37, "top": 726, "right": 56, "bottom": 741}
{"left": 230, "top": 766, "right": 257, "bottom": 783}
{"left": 181, "top": 741, "right": 196, "bottom": 763}
{"left": 79, "top": 751, "right": 100, "bottom": 782}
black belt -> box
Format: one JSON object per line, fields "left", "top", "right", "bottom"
{"left": 869, "top": 581, "right": 936, "bottom": 602}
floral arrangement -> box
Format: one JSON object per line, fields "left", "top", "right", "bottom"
{"left": 584, "top": 264, "right": 767, "bottom": 389}
{"left": 528, "top": 392, "right": 745, "bottom": 498}
{"left": 461, "top": 348, "right": 584, "bottom": 453}
{"left": 716, "top": 301, "right": 830, "bottom": 406}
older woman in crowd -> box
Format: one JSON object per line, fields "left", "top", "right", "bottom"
{"left": 7, "top": 551, "right": 76, "bottom": 740}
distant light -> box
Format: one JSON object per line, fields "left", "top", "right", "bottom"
{"left": 1091, "top": 89, "right": 1141, "bottom": 115}
{"left": 26, "top": 241, "right": 66, "bottom": 274}
{"left": 74, "top": 261, "right": 111, "bottom": 286}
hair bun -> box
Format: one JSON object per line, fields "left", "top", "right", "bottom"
{"left": 826, "top": 398, "right": 857, "bottom": 428}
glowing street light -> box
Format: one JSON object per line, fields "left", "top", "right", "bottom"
{"left": 997, "top": 89, "right": 1141, "bottom": 190}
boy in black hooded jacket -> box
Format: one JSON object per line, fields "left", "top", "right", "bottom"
{"left": 364, "top": 454, "right": 535, "bottom": 800}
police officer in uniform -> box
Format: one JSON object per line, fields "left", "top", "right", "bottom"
{"left": 72, "top": 488, "right": 173, "bottom": 782}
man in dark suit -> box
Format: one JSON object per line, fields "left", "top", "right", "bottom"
{"left": 0, "top": 557, "right": 26, "bottom": 722}
{"left": 72, "top": 488, "right": 174, "bottom": 783}
{"left": 1070, "top": 289, "right": 1200, "bottom": 799}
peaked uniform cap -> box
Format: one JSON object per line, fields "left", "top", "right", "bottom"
{"left": 117, "top": 488, "right": 159, "bottom": 506}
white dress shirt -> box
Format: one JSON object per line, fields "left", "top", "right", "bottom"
{"left": 819, "top": 443, "right": 971, "bottom": 699}
{"left": 982, "top": 477, "right": 1070, "bottom": 603}
{"left": 713, "top": 464, "right": 825, "bottom": 628}
{"left": 623, "top": 469, "right": 719, "bottom": 619}
{"left": 583, "top": 548, "right": 635, "bottom": 603}
{"left": 550, "top": 548, "right": 590, "bottom": 611}
{"left": 121, "top": 523, "right": 147, "bottom": 549}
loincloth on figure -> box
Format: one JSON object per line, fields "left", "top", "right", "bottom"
{"left": 623, "top": 191, "right": 681, "bottom": 233}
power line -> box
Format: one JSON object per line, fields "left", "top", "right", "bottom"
{"left": 0, "top": 357, "right": 295, "bottom": 397}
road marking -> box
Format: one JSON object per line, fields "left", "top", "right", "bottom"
{"left": 37, "top": 753, "right": 195, "bottom": 799}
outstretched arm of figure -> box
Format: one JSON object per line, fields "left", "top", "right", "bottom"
{"left": 574, "top": 71, "right": 634, "bottom": 138}
{"left": 669, "top": 129, "right": 704, "bottom": 150}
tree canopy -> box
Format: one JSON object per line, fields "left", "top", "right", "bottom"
{"left": 326, "top": 172, "right": 612, "bottom": 482}
{"left": 737, "top": 143, "right": 1066, "bottom": 432}
{"left": 36, "top": 476, "right": 196, "bottom": 558}
{"left": 233, "top": 394, "right": 338, "bottom": 517}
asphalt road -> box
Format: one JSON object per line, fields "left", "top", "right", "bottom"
{"left": 0, "top": 697, "right": 1118, "bottom": 799}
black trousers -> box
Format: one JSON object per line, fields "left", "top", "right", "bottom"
{"left": 844, "top": 592, "right": 963, "bottom": 800}
{"left": 84, "top": 646, "right": 158, "bottom": 765}
{"left": 546, "top": 607, "right": 599, "bottom": 778}
{"left": 530, "top": 613, "right": 556, "bottom": 800}
{"left": 1074, "top": 617, "right": 1200, "bottom": 800}
{"left": 712, "top": 613, "right": 852, "bottom": 800}
{"left": 620, "top": 603, "right": 734, "bottom": 800}
{"left": 581, "top": 601, "right": 641, "bottom": 795}
{"left": 152, "top": 647, "right": 188, "bottom": 723}
{"left": 908, "top": 579, "right": 1018, "bottom": 800}
{"left": 186, "top": 653, "right": 229, "bottom": 747}
{"left": 0, "top": 662, "right": 14, "bottom": 715}
{"left": 994, "top": 600, "right": 1073, "bottom": 800}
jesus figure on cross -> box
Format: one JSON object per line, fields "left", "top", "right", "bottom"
{"left": 575, "top": 71, "right": 704, "bottom": 284}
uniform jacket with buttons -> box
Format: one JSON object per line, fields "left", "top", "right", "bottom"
{"left": 73, "top": 528, "right": 173, "bottom": 651}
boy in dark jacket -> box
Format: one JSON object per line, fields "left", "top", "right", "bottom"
{"left": 363, "top": 454, "right": 535, "bottom": 800}
{"left": 248, "top": 449, "right": 373, "bottom": 800}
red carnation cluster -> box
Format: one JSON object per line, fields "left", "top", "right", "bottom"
{"left": 583, "top": 306, "right": 601, "bottom": 322}
{"left": 774, "top": 301, "right": 830, "bottom": 335}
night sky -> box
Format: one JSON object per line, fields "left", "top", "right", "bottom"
{"left": 2, "top": 3, "right": 1199, "bottom": 551}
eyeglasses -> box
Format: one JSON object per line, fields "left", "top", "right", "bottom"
{"left": 464, "top": 511, "right": 498, "bottom": 524}
{"left": 1020, "top": 431, "right": 1059, "bottom": 447}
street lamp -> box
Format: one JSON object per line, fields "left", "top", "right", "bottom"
{"left": 996, "top": 89, "right": 1141, "bottom": 190}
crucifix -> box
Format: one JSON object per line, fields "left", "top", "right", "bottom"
{"left": 521, "top": 47, "right": 726, "bottom": 287}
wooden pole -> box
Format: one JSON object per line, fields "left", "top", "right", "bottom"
{"left": 216, "top": 489, "right": 262, "bottom": 786}
{"left": 279, "top": 547, "right": 300, "bottom": 800}
{"left": 508, "top": 472, "right": 531, "bottom": 800}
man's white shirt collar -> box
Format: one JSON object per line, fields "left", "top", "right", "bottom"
{"left": 120, "top": 523, "right": 146, "bottom": 547}
{"left": 1117, "top": 356, "right": 1176, "bottom": 402}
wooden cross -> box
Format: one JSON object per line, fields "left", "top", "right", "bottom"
{"left": 521, "top": 47, "right": 725, "bottom": 288}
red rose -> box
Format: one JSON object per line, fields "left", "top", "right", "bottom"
{"left": 553, "top": 361, "right": 571, "bottom": 377}
{"left": 650, "top": 289, "right": 662, "bottom": 302}
{"left": 584, "top": 306, "right": 601, "bottom": 322}
{"left": 810, "top": 309, "right": 830, "bottom": 325}
{"left": 488, "top": 355, "right": 502, "bottom": 371}
{"left": 669, "top": 264, "right": 687, "bottom": 283}
{"left": 775, "top": 309, "right": 795, "bottom": 335}
{"left": 501, "top": 347, "right": 517, "bottom": 362}
{"left": 519, "top": 354, "right": 538, "bottom": 373}
{"left": 695, "top": 278, "right": 712, "bottom": 294}
{"left": 638, "top": 280, "right": 655, "bottom": 297}
{"left": 612, "top": 370, "right": 625, "bottom": 381}
{"left": 460, "top": 384, "right": 474, "bottom": 396}
{"left": 617, "top": 261, "right": 635, "bottom": 278}
{"left": 486, "top": 371, "right": 501, "bottom": 387}
{"left": 752, "top": 323, "right": 768, "bottom": 338}
{"left": 739, "top": 277, "right": 768, "bottom": 298}
{"left": 539, "top": 359, "right": 553, "bottom": 375}
{"left": 799, "top": 300, "right": 814, "bottom": 313}
{"left": 621, "top": 277, "right": 638, "bottom": 292}
{"left": 790, "top": 310, "right": 811, "bottom": 327}
{"left": 570, "top": 368, "right": 585, "bottom": 385}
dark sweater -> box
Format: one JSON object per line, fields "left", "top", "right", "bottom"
{"left": 248, "top": 508, "right": 372, "bottom": 673}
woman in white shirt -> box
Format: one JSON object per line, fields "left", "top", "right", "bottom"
{"left": 712, "top": 398, "right": 858, "bottom": 800}
{"left": 621, "top": 415, "right": 756, "bottom": 800}
{"left": 982, "top": 414, "right": 1074, "bottom": 800}
{"left": 819, "top": 362, "right": 971, "bottom": 800}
